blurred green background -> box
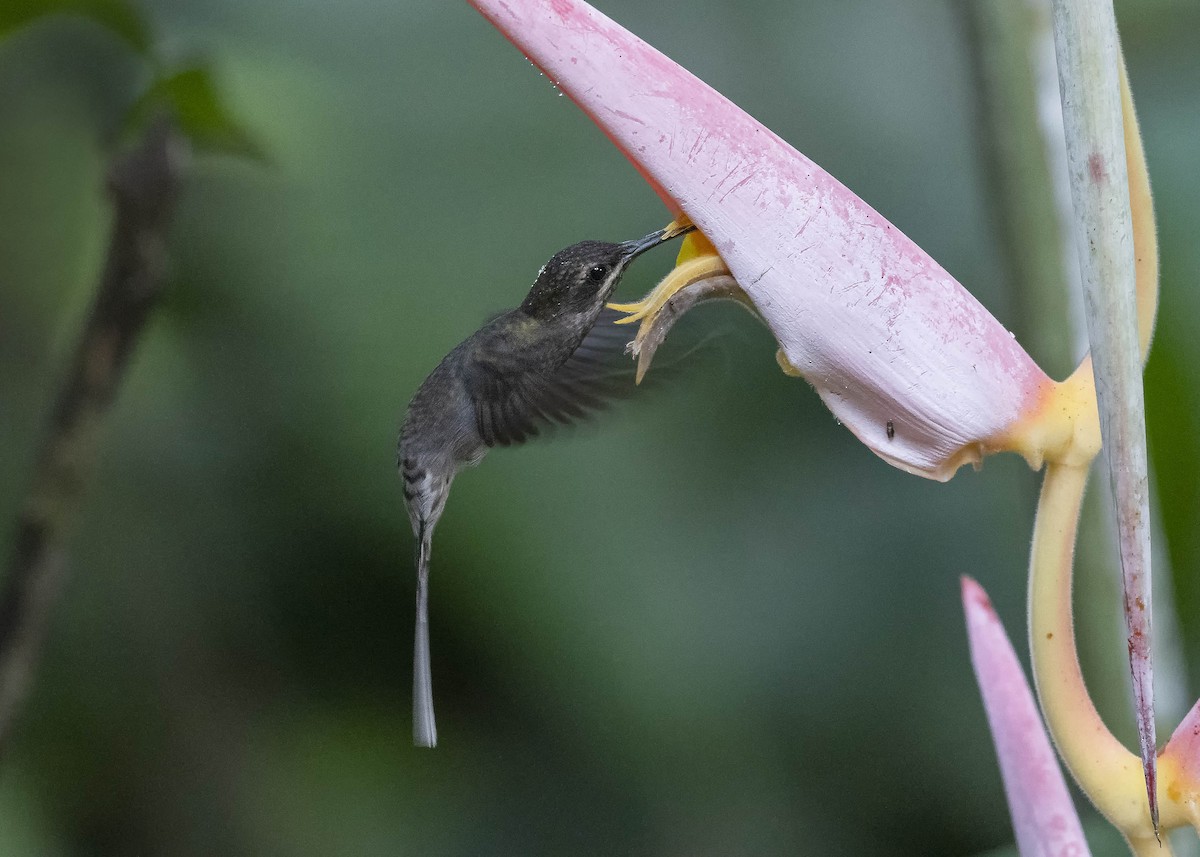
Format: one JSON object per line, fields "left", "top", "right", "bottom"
{"left": 1, "top": 0, "right": 1197, "bottom": 853}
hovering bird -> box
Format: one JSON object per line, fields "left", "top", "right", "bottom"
{"left": 398, "top": 221, "right": 693, "bottom": 747}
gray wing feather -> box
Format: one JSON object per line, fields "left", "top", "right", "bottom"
{"left": 464, "top": 308, "right": 637, "bottom": 448}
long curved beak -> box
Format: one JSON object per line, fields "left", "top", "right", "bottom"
{"left": 619, "top": 220, "right": 696, "bottom": 262}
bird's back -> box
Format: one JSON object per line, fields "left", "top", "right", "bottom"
{"left": 400, "top": 340, "right": 483, "bottom": 471}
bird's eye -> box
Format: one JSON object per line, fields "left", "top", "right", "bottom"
{"left": 587, "top": 264, "right": 609, "bottom": 283}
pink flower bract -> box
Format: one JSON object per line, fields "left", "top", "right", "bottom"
{"left": 469, "top": 0, "right": 1055, "bottom": 480}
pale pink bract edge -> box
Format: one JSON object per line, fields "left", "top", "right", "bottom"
{"left": 962, "top": 576, "right": 1092, "bottom": 857}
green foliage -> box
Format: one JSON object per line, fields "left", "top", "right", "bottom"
{"left": 1147, "top": 305, "right": 1200, "bottom": 687}
{"left": 0, "top": 0, "right": 150, "bottom": 53}
{"left": 0, "top": 0, "right": 261, "bottom": 163}
{"left": 127, "top": 67, "right": 266, "bottom": 161}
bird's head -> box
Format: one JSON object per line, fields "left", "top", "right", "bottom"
{"left": 519, "top": 223, "right": 692, "bottom": 321}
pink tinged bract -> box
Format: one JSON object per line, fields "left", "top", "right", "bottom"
{"left": 962, "top": 577, "right": 1091, "bottom": 857}
{"left": 1163, "top": 700, "right": 1200, "bottom": 812}
{"left": 468, "top": 0, "right": 1054, "bottom": 481}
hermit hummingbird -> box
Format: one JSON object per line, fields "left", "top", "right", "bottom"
{"left": 399, "top": 221, "right": 693, "bottom": 747}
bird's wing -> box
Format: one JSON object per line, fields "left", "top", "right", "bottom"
{"left": 462, "top": 308, "right": 639, "bottom": 447}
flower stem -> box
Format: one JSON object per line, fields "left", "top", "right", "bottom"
{"left": 1029, "top": 462, "right": 1171, "bottom": 852}
{"left": 1047, "top": 0, "right": 1157, "bottom": 825}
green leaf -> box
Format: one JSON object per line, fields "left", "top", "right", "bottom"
{"left": 1146, "top": 312, "right": 1200, "bottom": 688}
{"left": 127, "top": 66, "right": 267, "bottom": 162}
{"left": 0, "top": 0, "right": 151, "bottom": 54}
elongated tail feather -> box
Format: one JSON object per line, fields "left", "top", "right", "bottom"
{"left": 413, "top": 524, "right": 437, "bottom": 748}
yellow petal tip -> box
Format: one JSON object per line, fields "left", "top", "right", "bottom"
{"left": 775, "top": 348, "right": 803, "bottom": 377}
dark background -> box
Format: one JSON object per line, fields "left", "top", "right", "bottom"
{"left": 1, "top": 0, "right": 1197, "bottom": 853}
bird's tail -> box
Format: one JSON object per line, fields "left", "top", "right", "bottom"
{"left": 413, "top": 520, "right": 437, "bottom": 747}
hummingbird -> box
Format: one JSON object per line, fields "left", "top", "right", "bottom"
{"left": 398, "top": 222, "right": 693, "bottom": 747}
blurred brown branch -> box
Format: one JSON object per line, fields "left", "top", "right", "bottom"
{"left": 0, "top": 117, "right": 186, "bottom": 754}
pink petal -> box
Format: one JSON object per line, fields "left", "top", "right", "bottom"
{"left": 468, "top": 0, "right": 1054, "bottom": 481}
{"left": 962, "top": 576, "right": 1091, "bottom": 856}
